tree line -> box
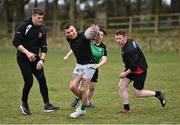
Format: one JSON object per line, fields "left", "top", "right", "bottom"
{"left": 0, "top": 0, "right": 180, "bottom": 34}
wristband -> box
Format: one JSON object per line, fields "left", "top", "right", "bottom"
{"left": 40, "top": 59, "right": 45, "bottom": 62}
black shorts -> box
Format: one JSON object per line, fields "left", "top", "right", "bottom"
{"left": 91, "top": 69, "right": 98, "bottom": 82}
{"left": 126, "top": 70, "right": 147, "bottom": 90}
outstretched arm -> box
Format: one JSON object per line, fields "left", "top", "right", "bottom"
{"left": 64, "top": 50, "right": 73, "bottom": 61}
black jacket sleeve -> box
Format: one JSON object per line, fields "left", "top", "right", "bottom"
{"left": 12, "top": 23, "right": 26, "bottom": 48}
{"left": 40, "top": 26, "right": 48, "bottom": 53}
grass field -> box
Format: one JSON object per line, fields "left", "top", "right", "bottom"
{"left": 0, "top": 47, "right": 180, "bottom": 124}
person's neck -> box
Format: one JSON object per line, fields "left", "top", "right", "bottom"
{"left": 95, "top": 42, "right": 101, "bottom": 45}
{"left": 122, "top": 39, "right": 127, "bottom": 47}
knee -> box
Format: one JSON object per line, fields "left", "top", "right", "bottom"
{"left": 134, "top": 90, "right": 142, "bottom": 97}
{"left": 24, "top": 81, "right": 33, "bottom": 88}
{"left": 89, "top": 85, "right": 95, "bottom": 92}
{"left": 69, "top": 81, "right": 78, "bottom": 92}
{"left": 69, "top": 84, "right": 76, "bottom": 91}
{"left": 119, "top": 84, "right": 126, "bottom": 91}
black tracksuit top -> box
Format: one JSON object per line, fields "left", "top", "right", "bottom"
{"left": 12, "top": 18, "right": 47, "bottom": 55}
{"left": 121, "top": 39, "right": 148, "bottom": 72}
{"left": 67, "top": 32, "right": 96, "bottom": 64}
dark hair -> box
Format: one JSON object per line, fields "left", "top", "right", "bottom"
{"left": 32, "top": 8, "right": 44, "bottom": 16}
{"left": 64, "top": 23, "right": 75, "bottom": 29}
{"left": 115, "top": 30, "right": 126, "bottom": 36}
{"left": 100, "top": 29, "right": 107, "bottom": 36}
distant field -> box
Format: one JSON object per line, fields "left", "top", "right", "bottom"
{"left": 0, "top": 47, "right": 180, "bottom": 124}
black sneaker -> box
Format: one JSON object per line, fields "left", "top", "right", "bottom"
{"left": 20, "top": 103, "right": 32, "bottom": 115}
{"left": 157, "top": 91, "right": 166, "bottom": 107}
{"left": 44, "top": 103, "right": 59, "bottom": 112}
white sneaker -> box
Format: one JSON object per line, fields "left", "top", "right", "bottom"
{"left": 70, "top": 109, "right": 86, "bottom": 118}
{"left": 75, "top": 106, "right": 81, "bottom": 112}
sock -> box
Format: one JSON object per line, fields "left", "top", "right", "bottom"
{"left": 155, "top": 91, "right": 161, "bottom": 98}
{"left": 80, "top": 104, "right": 86, "bottom": 111}
{"left": 75, "top": 97, "right": 80, "bottom": 101}
{"left": 124, "top": 104, "right": 130, "bottom": 110}
{"left": 86, "top": 100, "right": 91, "bottom": 106}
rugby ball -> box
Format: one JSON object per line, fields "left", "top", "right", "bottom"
{"left": 84, "top": 28, "right": 96, "bottom": 40}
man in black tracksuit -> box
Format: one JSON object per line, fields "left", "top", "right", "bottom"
{"left": 115, "top": 30, "right": 166, "bottom": 113}
{"left": 12, "top": 8, "right": 59, "bottom": 115}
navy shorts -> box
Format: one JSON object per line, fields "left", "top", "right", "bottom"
{"left": 126, "top": 70, "right": 147, "bottom": 90}
{"left": 91, "top": 69, "right": 98, "bottom": 82}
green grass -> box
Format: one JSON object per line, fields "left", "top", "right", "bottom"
{"left": 0, "top": 47, "right": 180, "bottom": 124}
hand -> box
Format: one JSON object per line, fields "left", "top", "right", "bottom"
{"left": 89, "top": 24, "right": 100, "bottom": 33}
{"left": 26, "top": 52, "right": 36, "bottom": 62}
{"left": 120, "top": 72, "right": 127, "bottom": 79}
{"left": 36, "top": 60, "right": 44, "bottom": 70}
{"left": 63, "top": 56, "right": 68, "bottom": 62}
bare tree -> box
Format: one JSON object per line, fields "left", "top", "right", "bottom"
{"left": 44, "top": 0, "right": 49, "bottom": 20}
{"left": 171, "top": 0, "right": 180, "bottom": 13}
{"left": 152, "top": 0, "right": 162, "bottom": 15}
{"left": 68, "top": 0, "right": 76, "bottom": 23}
{"left": 136, "top": 0, "right": 141, "bottom": 15}
{"left": 52, "top": 0, "right": 58, "bottom": 35}
{"left": 107, "top": 0, "right": 126, "bottom": 17}
{"left": 34, "top": 0, "right": 38, "bottom": 7}
{"left": 171, "top": 0, "right": 180, "bottom": 25}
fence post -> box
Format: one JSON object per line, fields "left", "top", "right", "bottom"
{"left": 104, "top": 16, "right": 107, "bottom": 31}
{"left": 128, "top": 16, "right": 132, "bottom": 36}
{"left": 12, "top": 22, "right": 15, "bottom": 39}
{"left": 80, "top": 20, "right": 84, "bottom": 31}
{"left": 155, "top": 15, "right": 159, "bottom": 35}
{"left": 56, "top": 21, "right": 60, "bottom": 36}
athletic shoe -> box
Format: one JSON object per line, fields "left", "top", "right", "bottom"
{"left": 118, "top": 109, "right": 131, "bottom": 113}
{"left": 75, "top": 106, "right": 81, "bottom": 112}
{"left": 157, "top": 91, "right": 166, "bottom": 107}
{"left": 86, "top": 102, "right": 95, "bottom": 108}
{"left": 70, "top": 109, "right": 86, "bottom": 118}
{"left": 44, "top": 103, "right": 59, "bottom": 112}
{"left": 71, "top": 99, "right": 79, "bottom": 107}
{"left": 20, "top": 103, "right": 32, "bottom": 115}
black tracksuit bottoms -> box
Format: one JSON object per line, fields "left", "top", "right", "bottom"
{"left": 17, "top": 54, "right": 49, "bottom": 104}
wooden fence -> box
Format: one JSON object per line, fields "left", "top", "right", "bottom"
{"left": 44, "top": 13, "right": 180, "bottom": 36}
{"left": 106, "top": 13, "right": 180, "bottom": 35}
{"left": 0, "top": 13, "right": 180, "bottom": 37}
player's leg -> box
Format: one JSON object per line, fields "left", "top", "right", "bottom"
{"left": 86, "top": 82, "right": 96, "bottom": 107}
{"left": 118, "top": 77, "right": 131, "bottom": 113}
{"left": 33, "top": 65, "right": 59, "bottom": 112}
{"left": 17, "top": 56, "right": 33, "bottom": 115}
{"left": 70, "top": 64, "right": 96, "bottom": 118}
{"left": 133, "top": 71, "right": 166, "bottom": 107}
{"left": 70, "top": 74, "right": 82, "bottom": 99}
{"left": 70, "top": 64, "right": 83, "bottom": 99}
{"left": 86, "top": 69, "right": 98, "bottom": 107}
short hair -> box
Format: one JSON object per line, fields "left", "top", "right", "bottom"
{"left": 63, "top": 23, "right": 75, "bottom": 29}
{"left": 115, "top": 30, "right": 126, "bottom": 36}
{"left": 32, "top": 8, "right": 44, "bottom": 16}
{"left": 100, "top": 29, "right": 107, "bottom": 36}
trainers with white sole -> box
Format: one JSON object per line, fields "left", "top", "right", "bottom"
{"left": 70, "top": 109, "right": 86, "bottom": 118}
{"left": 20, "top": 103, "right": 32, "bottom": 115}
{"left": 44, "top": 103, "right": 59, "bottom": 112}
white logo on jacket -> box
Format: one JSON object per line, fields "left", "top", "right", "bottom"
{"left": 25, "top": 25, "right": 32, "bottom": 35}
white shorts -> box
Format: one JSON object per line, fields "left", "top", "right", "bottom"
{"left": 73, "top": 63, "right": 96, "bottom": 80}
